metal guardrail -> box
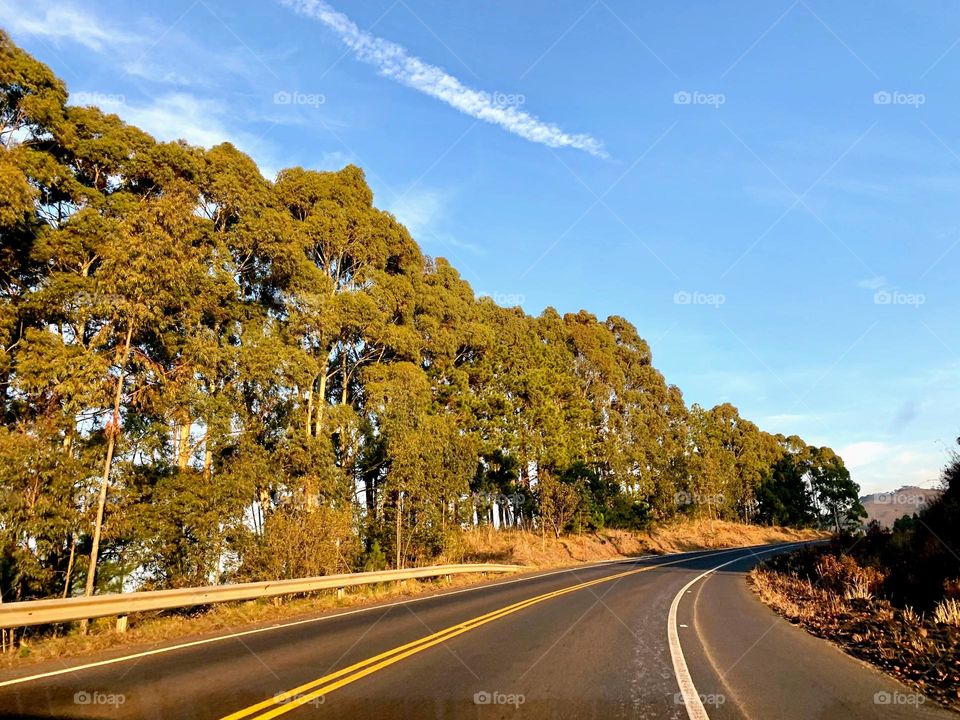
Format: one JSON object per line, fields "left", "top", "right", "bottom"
{"left": 0, "top": 563, "right": 523, "bottom": 629}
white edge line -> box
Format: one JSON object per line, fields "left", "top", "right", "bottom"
{"left": 0, "top": 543, "right": 794, "bottom": 689}
{"left": 668, "top": 542, "right": 804, "bottom": 720}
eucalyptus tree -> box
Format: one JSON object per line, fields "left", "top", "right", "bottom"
{"left": 0, "top": 34, "right": 860, "bottom": 606}
{"left": 808, "top": 446, "right": 864, "bottom": 531}
{"left": 755, "top": 435, "right": 817, "bottom": 527}
{"left": 362, "top": 361, "right": 473, "bottom": 566}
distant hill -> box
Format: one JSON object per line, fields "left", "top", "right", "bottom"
{"left": 859, "top": 486, "right": 942, "bottom": 527}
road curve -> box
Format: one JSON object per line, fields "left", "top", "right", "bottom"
{"left": 0, "top": 544, "right": 953, "bottom": 719}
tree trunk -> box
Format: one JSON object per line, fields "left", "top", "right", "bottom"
{"left": 364, "top": 473, "right": 376, "bottom": 516}
{"left": 203, "top": 439, "right": 213, "bottom": 480}
{"left": 258, "top": 487, "right": 272, "bottom": 528}
{"left": 175, "top": 416, "right": 191, "bottom": 469}
{"left": 84, "top": 323, "right": 134, "bottom": 602}
{"left": 62, "top": 533, "right": 76, "bottom": 598}
{"left": 252, "top": 492, "right": 263, "bottom": 536}
{"left": 0, "top": 593, "right": 7, "bottom": 653}
{"left": 305, "top": 382, "right": 314, "bottom": 437}
{"left": 395, "top": 490, "right": 402, "bottom": 569}
{"left": 314, "top": 363, "right": 328, "bottom": 436}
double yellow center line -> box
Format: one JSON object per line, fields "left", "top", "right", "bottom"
{"left": 221, "top": 547, "right": 746, "bottom": 719}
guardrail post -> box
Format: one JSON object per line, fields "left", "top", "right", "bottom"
{"left": 116, "top": 615, "right": 128, "bottom": 633}
{"left": 336, "top": 587, "right": 344, "bottom": 600}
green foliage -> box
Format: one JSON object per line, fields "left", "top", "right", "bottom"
{"left": 756, "top": 453, "right": 816, "bottom": 527}
{"left": 891, "top": 513, "right": 917, "bottom": 534}
{"left": 239, "top": 505, "right": 357, "bottom": 581}
{"left": 808, "top": 446, "right": 866, "bottom": 531}
{"left": 0, "top": 35, "right": 852, "bottom": 604}
{"left": 536, "top": 470, "right": 582, "bottom": 539}
{"left": 361, "top": 540, "right": 387, "bottom": 572}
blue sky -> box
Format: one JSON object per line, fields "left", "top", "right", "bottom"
{"left": 4, "top": 0, "right": 959, "bottom": 495}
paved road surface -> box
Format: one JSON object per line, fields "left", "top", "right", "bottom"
{"left": 0, "top": 544, "right": 952, "bottom": 719}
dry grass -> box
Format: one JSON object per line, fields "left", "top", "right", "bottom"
{"left": 750, "top": 565, "right": 843, "bottom": 621}
{"left": 843, "top": 578, "right": 874, "bottom": 601}
{"left": 451, "top": 520, "right": 823, "bottom": 568}
{"left": 3, "top": 520, "right": 822, "bottom": 670}
{"left": 751, "top": 552, "right": 960, "bottom": 711}
{"left": 901, "top": 606, "right": 922, "bottom": 627}
{"left": 933, "top": 598, "right": 960, "bottom": 626}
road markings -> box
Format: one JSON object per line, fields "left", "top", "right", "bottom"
{"left": 0, "top": 547, "right": 742, "bottom": 690}
{"left": 667, "top": 543, "right": 800, "bottom": 720}
{"left": 221, "top": 546, "right": 756, "bottom": 720}
{"left": 0, "top": 557, "right": 655, "bottom": 690}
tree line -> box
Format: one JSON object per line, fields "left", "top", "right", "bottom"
{"left": 0, "top": 33, "right": 863, "bottom": 603}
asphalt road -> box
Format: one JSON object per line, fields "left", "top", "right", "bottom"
{"left": 0, "top": 543, "right": 953, "bottom": 719}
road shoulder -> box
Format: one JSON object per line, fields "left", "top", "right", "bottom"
{"left": 677, "top": 554, "right": 956, "bottom": 719}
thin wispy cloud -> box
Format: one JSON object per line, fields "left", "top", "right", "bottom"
{"left": 387, "top": 190, "right": 446, "bottom": 239}
{"left": 388, "top": 190, "right": 482, "bottom": 254}
{"left": 282, "top": 0, "right": 606, "bottom": 158}
{"left": 92, "top": 93, "right": 235, "bottom": 149}
{"left": 89, "top": 93, "right": 281, "bottom": 179}
{"left": 856, "top": 276, "right": 887, "bottom": 290}
{"left": 1, "top": 0, "right": 139, "bottom": 52}
{"left": 839, "top": 439, "right": 946, "bottom": 493}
